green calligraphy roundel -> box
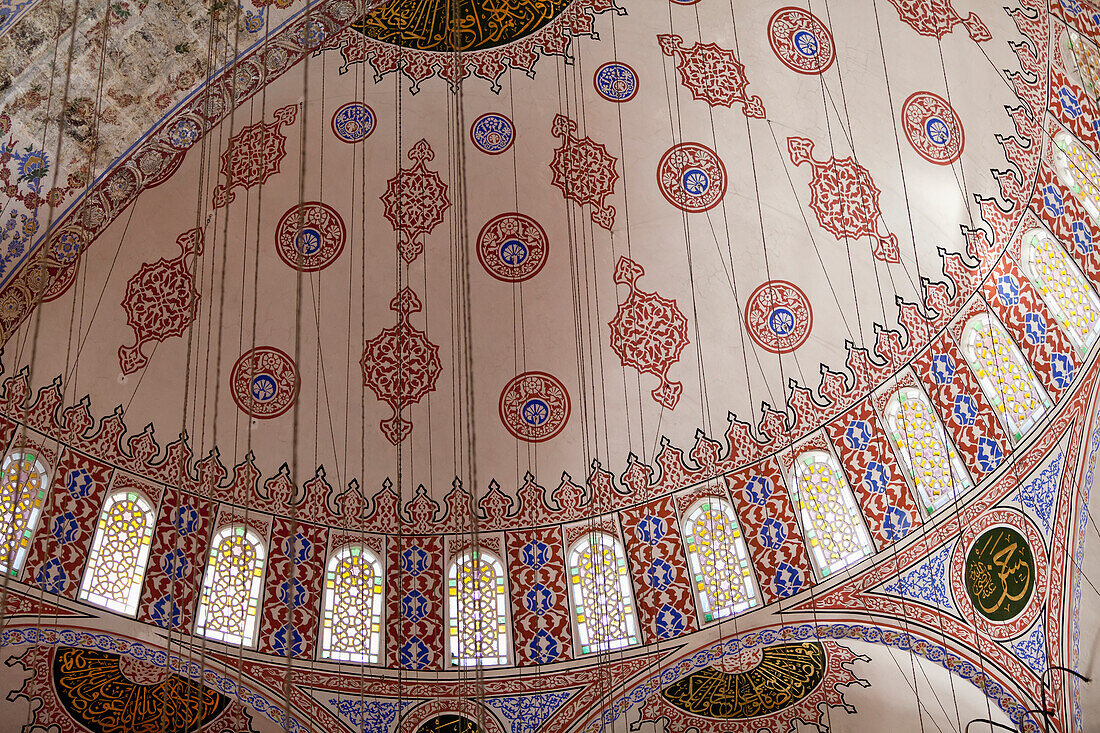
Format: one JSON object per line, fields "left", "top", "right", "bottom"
{"left": 964, "top": 525, "right": 1036, "bottom": 622}
{"left": 354, "top": 0, "right": 574, "bottom": 53}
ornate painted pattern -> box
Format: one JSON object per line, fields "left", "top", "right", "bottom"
{"left": 257, "top": 518, "right": 327, "bottom": 658}
{"left": 788, "top": 136, "right": 900, "bottom": 263}
{"left": 901, "top": 91, "right": 964, "bottom": 164}
{"left": 380, "top": 139, "right": 451, "bottom": 264}
{"left": 386, "top": 536, "right": 444, "bottom": 670}
{"left": 118, "top": 228, "right": 203, "bottom": 375}
{"left": 230, "top": 346, "right": 301, "bottom": 419}
{"left": 725, "top": 461, "right": 814, "bottom": 603}
{"left": 567, "top": 532, "right": 639, "bottom": 654}
{"left": 448, "top": 551, "right": 509, "bottom": 666}
{"left": 331, "top": 102, "right": 375, "bottom": 143}
{"left": 767, "top": 7, "right": 835, "bottom": 75}
{"left": 77, "top": 490, "right": 156, "bottom": 615}
{"left": 506, "top": 527, "right": 573, "bottom": 665}
{"left": 681, "top": 498, "right": 759, "bottom": 622}
{"left": 608, "top": 257, "right": 689, "bottom": 409}
{"left": 549, "top": 114, "right": 619, "bottom": 230}
{"left": 657, "top": 142, "right": 728, "bottom": 212}
{"left": 620, "top": 496, "right": 697, "bottom": 641}
{"left": 594, "top": 62, "right": 639, "bottom": 102}
{"left": 138, "top": 489, "right": 215, "bottom": 631}
{"left": 320, "top": 544, "right": 384, "bottom": 663}
{"left": 884, "top": 0, "right": 991, "bottom": 41}
{"left": 1021, "top": 228, "right": 1100, "bottom": 353}
{"left": 361, "top": 288, "right": 442, "bottom": 445}
{"left": 476, "top": 213, "right": 548, "bottom": 282}
{"left": 470, "top": 113, "right": 515, "bottom": 155}
{"left": 212, "top": 103, "right": 298, "bottom": 208}
{"left": 498, "top": 371, "right": 571, "bottom": 442}
{"left": 0, "top": 450, "right": 48, "bottom": 577}
{"left": 657, "top": 34, "right": 764, "bottom": 116}
{"left": 195, "top": 525, "right": 267, "bottom": 647}
{"left": 744, "top": 280, "right": 812, "bottom": 353}
{"left": 1054, "top": 129, "right": 1100, "bottom": 222}
{"left": 274, "top": 201, "right": 347, "bottom": 271}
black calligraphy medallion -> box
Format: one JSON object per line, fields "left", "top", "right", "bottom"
{"left": 417, "top": 715, "right": 484, "bottom": 732}
{"left": 660, "top": 642, "right": 828, "bottom": 719}
{"left": 964, "top": 525, "right": 1036, "bottom": 622}
{"left": 353, "top": 0, "right": 574, "bottom": 52}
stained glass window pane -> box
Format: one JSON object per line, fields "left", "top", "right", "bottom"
{"left": 789, "top": 450, "right": 875, "bottom": 578}
{"left": 447, "top": 551, "right": 508, "bottom": 667}
{"left": 78, "top": 490, "right": 156, "bottom": 615}
{"left": 0, "top": 452, "right": 48, "bottom": 578}
{"left": 321, "top": 544, "right": 384, "bottom": 663}
{"left": 681, "top": 498, "right": 759, "bottom": 622}
{"left": 960, "top": 313, "right": 1050, "bottom": 441}
{"left": 1020, "top": 229, "right": 1100, "bottom": 354}
{"left": 1054, "top": 130, "right": 1100, "bottom": 222}
{"left": 195, "top": 526, "right": 266, "bottom": 647}
{"left": 567, "top": 533, "right": 638, "bottom": 654}
{"left": 1066, "top": 31, "right": 1100, "bottom": 102}
{"left": 884, "top": 387, "right": 973, "bottom": 515}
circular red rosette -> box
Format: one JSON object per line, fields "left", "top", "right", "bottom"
{"left": 230, "top": 346, "right": 300, "bottom": 419}
{"left": 274, "top": 202, "right": 346, "bottom": 272}
{"left": 951, "top": 508, "right": 1049, "bottom": 640}
{"left": 768, "top": 7, "right": 835, "bottom": 75}
{"left": 901, "top": 91, "right": 964, "bottom": 165}
{"left": 499, "top": 371, "right": 571, "bottom": 442}
{"left": 476, "top": 213, "right": 549, "bottom": 282}
{"left": 657, "top": 142, "right": 728, "bottom": 213}
{"left": 744, "top": 281, "right": 812, "bottom": 353}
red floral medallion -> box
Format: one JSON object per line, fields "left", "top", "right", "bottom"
{"left": 901, "top": 91, "right": 964, "bottom": 165}
{"left": 768, "top": 8, "right": 835, "bottom": 75}
{"left": 476, "top": 213, "right": 549, "bottom": 282}
{"left": 212, "top": 103, "right": 298, "bottom": 208}
{"left": 229, "top": 346, "right": 300, "bottom": 419}
{"left": 360, "top": 288, "right": 442, "bottom": 445}
{"left": 118, "top": 228, "right": 203, "bottom": 375}
{"left": 608, "top": 256, "right": 690, "bottom": 410}
{"left": 274, "top": 202, "right": 347, "bottom": 271}
{"left": 745, "top": 280, "right": 813, "bottom": 353}
{"left": 550, "top": 114, "right": 619, "bottom": 231}
{"left": 788, "top": 136, "right": 900, "bottom": 263}
{"left": 657, "top": 34, "right": 765, "bottom": 117}
{"left": 885, "top": 0, "right": 990, "bottom": 41}
{"left": 380, "top": 139, "right": 451, "bottom": 264}
{"left": 657, "top": 143, "right": 728, "bottom": 213}
{"left": 499, "top": 371, "right": 571, "bottom": 442}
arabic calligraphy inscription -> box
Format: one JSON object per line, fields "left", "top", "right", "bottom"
{"left": 964, "top": 525, "right": 1035, "bottom": 622}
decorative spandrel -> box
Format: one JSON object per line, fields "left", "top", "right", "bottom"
{"left": 660, "top": 642, "right": 828, "bottom": 718}
{"left": 964, "top": 525, "right": 1035, "bottom": 622}
{"left": 353, "top": 0, "right": 571, "bottom": 52}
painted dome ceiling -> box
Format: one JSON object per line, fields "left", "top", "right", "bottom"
{"left": 0, "top": 0, "right": 1095, "bottom": 730}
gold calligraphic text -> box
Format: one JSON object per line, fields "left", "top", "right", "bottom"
{"left": 963, "top": 525, "right": 1035, "bottom": 622}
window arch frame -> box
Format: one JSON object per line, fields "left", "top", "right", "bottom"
{"left": 883, "top": 386, "right": 973, "bottom": 515}
{"left": 446, "top": 548, "right": 510, "bottom": 668}
{"left": 1053, "top": 129, "right": 1100, "bottom": 223}
{"left": 319, "top": 543, "right": 385, "bottom": 664}
{"left": 680, "top": 497, "right": 760, "bottom": 622}
{"left": 959, "top": 311, "right": 1051, "bottom": 442}
{"left": 566, "top": 532, "right": 639, "bottom": 655}
{"left": 1019, "top": 227, "right": 1100, "bottom": 354}
{"left": 77, "top": 488, "right": 157, "bottom": 616}
{"left": 786, "top": 448, "right": 876, "bottom": 580}
{"left": 0, "top": 451, "right": 49, "bottom": 579}
{"left": 194, "top": 524, "right": 267, "bottom": 648}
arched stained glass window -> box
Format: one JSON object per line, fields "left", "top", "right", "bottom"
{"left": 447, "top": 550, "right": 508, "bottom": 667}
{"left": 78, "top": 490, "right": 156, "bottom": 615}
{"left": 960, "top": 313, "right": 1050, "bottom": 441}
{"left": 195, "top": 526, "right": 266, "bottom": 647}
{"left": 567, "top": 533, "right": 638, "bottom": 654}
{"left": 1054, "top": 130, "right": 1100, "bottom": 222}
{"left": 884, "top": 387, "right": 973, "bottom": 515}
{"left": 1064, "top": 30, "right": 1100, "bottom": 99}
{"left": 320, "top": 544, "right": 383, "bottom": 663}
{"left": 0, "top": 452, "right": 48, "bottom": 578}
{"left": 1020, "top": 229, "right": 1100, "bottom": 354}
{"left": 681, "top": 499, "right": 759, "bottom": 622}
{"left": 789, "top": 450, "right": 875, "bottom": 578}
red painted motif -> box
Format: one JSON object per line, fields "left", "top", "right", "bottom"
{"left": 257, "top": 518, "right": 327, "bottom": 658}
{"left": 744, "top": 280, "right": 812, "bottom": 353}
{"left": 901, "top": 91, "right": 965, "bottom": 165}
{"left": 380, "top": 139, "right": 451, "bottom": 264}
{"left": 386, "top": 535, "right": 444, "bottom": 670}
{"left": 788, "top": 136, "right": 901, "bottom": 264}
{"left": 476, "top": 213, "right": 549, "bottom": 282}
{"left": 212, "top": 103, "right": 298, "bottom": 208}
{"left": 768, "top": 7, "right": 835, "bottom": 75}
{"left": 118, "top": 228, "right": 203, "bottom": 375}
{"left": 608, "top": 256, "right": 689, "bottom": 410}
{"left": 885, "top": 0, "right": 991, "bottom": 41}
{"left": 657, "top": 142, "right": 728, "bottom": 213}
{"left": 229, "top": 346, "right": 300, "bottom": 419}
{"left": 42, "top": 262, "right": 77, "bottom": 302}
{"left": 498, "top": 371, "right": 571, "bottom": 442}
{"left": 657, "top": 34, "right": 765, "bottom": 117}
{"left": 506, "top": 527, "right": 573, "bottom": 665}
{"left": 549, "top": 113, "right": 619, "bottom": 230}
{"left": 274, "top": 201, "right": 346, "bottom": 271}
{"left": 360, "top": 288, "right": 442, "bottom": 445}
